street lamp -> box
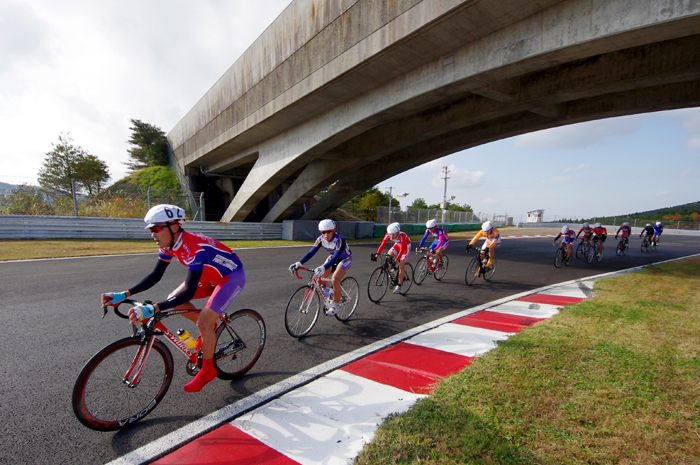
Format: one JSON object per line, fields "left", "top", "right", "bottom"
{"left": 388, "top": 187, "right": 409, "bottom": 223}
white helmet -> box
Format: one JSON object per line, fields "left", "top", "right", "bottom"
{"left": 387, "top": 222, "right": 400, "bottom": 234}
{"left": 426, "top": 219, "right": 437, "bottom": 229}
{"left": 646, "top": 223, "right": 651, "bottom": 227}
{"left": 481, "top": 221, "right": 493, "bottom": 232}
{"left": 594, "top": 222, "right": 601, "bottom": 228}
{"left": 144, "top": 204, "right": 186, "bottom": 229}
{"left": 561, "top": 225, "right": 569, "bottom": 234}
{"left": 318, "top": 219, "right": 336, "bottom": 232}
{"left": 656, "top": 221, "right": 661, "bottom": 226}
{"left": 623, "top": 222, "right": 629, "bottom": 227}
{"left": 583, "top": 222, "right": 589, "bottom": 228}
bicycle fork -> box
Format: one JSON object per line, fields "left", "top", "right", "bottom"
{"left": 122, "top": 337, "right": 156, "bottom": 388}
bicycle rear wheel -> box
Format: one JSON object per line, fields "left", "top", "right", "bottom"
{"left": 335, "top": 277, "right": 359, "bottom": 322}
{"left": 72, "top": 337, "right": 174, "bottom": 432}
{"left": 367, "top": 266, "right": 389, "bottom": 303}
{"left": 434, "top": 255, "right": 448, "bottom": 281}
{"left": 285, "top": 286, "right": 320, "bottom": 338}
{"left": 554, "top": 248, "right": 563, "bottom": 268}
{"left": 413, "top": 257, "right": 428, "bottom": 285}
{"left": 214, "top": 309, "right": 266, "bottom": 379}
{"left": 398, "top": 263, "right": 414, "bottom": 295}
{"left": 483, "top": 258, "right": 497, "bottom": 281}
{"left": 465, "top": 256, "right": 480, "bottom": 286}
{"left": 587, "top": 245, "right": 596, "bottom": 264}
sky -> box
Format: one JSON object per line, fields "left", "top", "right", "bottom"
{"left": 2, "top": 0, "right": 699, "bottom": 223}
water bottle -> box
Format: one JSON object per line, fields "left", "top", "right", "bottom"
{"left": 177, "top": 329, "right": 197, "bottom": 349}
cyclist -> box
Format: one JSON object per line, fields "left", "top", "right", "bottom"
{"left": 640, "top": 223, "right": 654, "bottom": 244}
{"left": 466, "top": 220, "right": 500, "bottom": 274}
{"left": 552, "top": 225, "right": 576, "bottom": 258}
{"left": 372, "top": 222, "right": 411, "bottom": 294}
{"left": 615, "top": 222, "right": 632, "bottom": 248}
{"left": 289, "top": 219, "right": 352, "bottom": 316}
{"left": 653, "top": 221, "right": 664, "bottom": 245}
{"left": 576, "top": 222, "right": 593, "bottom": 247}
{"left": 418, "top": 219, "right": 449, "bottom": 265}
{"left": 101, "top": 204, "right": 245, "bottom": 393}
{"left": 590, "top": 222, "right": 608, "bottom": 257}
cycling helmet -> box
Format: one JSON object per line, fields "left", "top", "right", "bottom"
{"left": 623, "top": 222, "right": 629, "bottom": 227}
{"left": 481, "top": 221, "right": 493, "bottom": 232}
{"left": 646, "top": 223, "right": 651, "bottom": 227}
{"left": 426, "top": 219, "right": 437, "bottom": 229}
{"left": 318, "top": 219, "right": 336, "bottom": 231}
{"left": 583, "top": 222, "right": 589, "bottom": 228}
{"left": 387, "top": 222, "right": 400, "bottom": 234}
{"left": 144, "top": 204, "right": 186, "bottom": 229}
{"left": 561, "top": 226, "right": 569, "bottom": 234}
{"left": 656, "top": 221, "right": 662, "bottom": 226}
{"left": 594, "top": 222, "right": 601, "bottom": 228}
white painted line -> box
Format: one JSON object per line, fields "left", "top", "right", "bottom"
{"left": 232, "top": 370, "right": 426, "bottom": 465}
{"left": 488, "top": 301, "right": 561, "bottom": 319}
{"left": 537, "top": 283, "right": 590, "bottom": 299}
{"left": 405, "top": 324, "right": 510, "bottom": 357}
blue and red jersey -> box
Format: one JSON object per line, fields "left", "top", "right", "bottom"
{"left": 419, "top": 227, "right": 449, "bottom": 249}
{"left": 158, "top": 231, "right": 241, "bottom": 285}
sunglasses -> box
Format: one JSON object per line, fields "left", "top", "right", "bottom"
{"left": 320, "top": 230, "right": 334, "bottom": 234}
{"left": 148, "top": 223, "right": 169, "bottom": 233}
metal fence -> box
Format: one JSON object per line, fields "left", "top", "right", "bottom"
{"left": 520, "top": 216, "right": 700, "bottom": 231}
{"left": 0, "top": 184, "right": 205, "bottom": 220}
{"left": 0, "top": 215, "right": 282, "bottom": 240}
{"left": 376, "top": 207, "right": 514, "bottom": 227}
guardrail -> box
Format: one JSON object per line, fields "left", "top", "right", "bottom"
{"left": 0, "top": 215, "right": 283, "bottom": 240}
{"left": 516, "top": 222, "right": 700, "bottom": 236}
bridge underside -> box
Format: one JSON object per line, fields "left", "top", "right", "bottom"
{"left": 175, "top": 0, "right": 700, "bottom": 222}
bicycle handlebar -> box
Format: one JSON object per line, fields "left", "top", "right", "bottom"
{"left": 293, "top": 266, "right": 311, "bottom": 280}
{"left": 102, "top": 298, "right": 149, "bottom": 320}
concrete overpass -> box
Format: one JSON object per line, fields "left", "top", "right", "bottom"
{"left": 167, "top": 0, "right": 700, "bottom": 222}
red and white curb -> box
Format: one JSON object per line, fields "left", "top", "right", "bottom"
{"left": 110, "top": 257, "right": 697, "bottom": 465}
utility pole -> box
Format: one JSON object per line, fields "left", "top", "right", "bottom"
{"left": 441, "top": 166, "right": 450, "bottom": 210}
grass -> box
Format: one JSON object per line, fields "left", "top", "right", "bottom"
{"left": 0, "top": 227, "right": 556, "bottom": 261}
{"left": 354, "top": 256, "right": 700, "bottom": 465}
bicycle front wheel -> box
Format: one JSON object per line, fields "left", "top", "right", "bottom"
{"left": 587, "top": 246, "right": 596, "bottom": 264}
{"left": 483, "top": 258, "right": 497, "bottom": 281}
{"left": 214, "top": 309, "right": 266, "bottom": 379}
{"left": 616, "top": 241, "right": 624, "bottom": 256}
{"left": 434, "top": 255, "right": 448, "bottom": 281}
{"left": 72, "top": 337, "right": 174, "bottom": 432}
{"left": 575, "top": 242, "right": 585, "bottom": 259}
{"left": 368, "top": 266, "right": 389, "bottom": 303}
{"left": 413, "top": 257, "right": 428, "bottom": 285}
{"left": 285, "top": 285, "right": 320, "bottom": 338}
{"left": 336, "top": 277, "right": 359, "bottom": 322}
{"left": 554, "top": 248, "right": 563, "bottom": 268}
{"left": 465, "top": 256, "right": 480, "bottom": 286}
{"left": 398, "top": 263, "right": 414, "bottom": 295}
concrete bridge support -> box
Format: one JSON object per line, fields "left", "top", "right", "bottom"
{"left": 168, "top": 0, "right": 700, "bottom": 222}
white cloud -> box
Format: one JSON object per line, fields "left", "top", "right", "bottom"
{"left": 482, "top": 198, "right": 497, "bottom": 205}
{"left": 563, "top": 163, "right": 590, "bottom": 173}
{"left": 514, "top": 115, "right": 647, "bottom": 150}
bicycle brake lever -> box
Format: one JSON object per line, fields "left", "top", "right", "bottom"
{"left": 102, "top": 305, "right": 108, "bottom": 319}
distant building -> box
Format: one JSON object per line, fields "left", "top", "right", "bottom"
{"left": 526, "top": 209, "right": 544, "bottom": 223}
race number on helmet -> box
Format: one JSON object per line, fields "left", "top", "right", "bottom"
{"left": 144, "top": 204, "right": 186, "bottom": 229}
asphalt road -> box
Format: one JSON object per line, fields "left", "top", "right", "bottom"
{"left": 0, "top": 234, "right": 697, "bottom": 464}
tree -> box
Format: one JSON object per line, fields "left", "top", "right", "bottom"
{"left": 126, "top": 119, "right": 169, "bottom": 170}
{"left": 0, "top": 185, "right": 53, "bottom": 215}
{"left": 37, "top": 133, "right": 110, "bottom": 198}
{"left": 409, "top": 198, "right": 430, "bottom": 209}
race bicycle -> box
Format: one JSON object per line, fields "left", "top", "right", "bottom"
{"left": 641, "top": 234, "right": 654, "bottom": 252}
{"left": 615, "top": 235, "right": 629, "bottom": 256}
{"left": 285, "top": 267, "right": 359, "bottom": 338}
{"left": 413, "top": 246, "right": 448, "bottom": 284}
{"left": 72, "top": 299, "right": 266, "bottom": 431}
{"left": 575, "top": 237, "right": 590, "bottom": 259}
{"left": 553, "top": 240, "right": 572, "bottom": 268}
{"left": 465, "top": 246, "right": 496, "bottom": 285}
{"left": 367, "top": 253, "right": 414, "bottom": 303}
{"left": 586, "top": 236, "right": 604, "bottom": 264}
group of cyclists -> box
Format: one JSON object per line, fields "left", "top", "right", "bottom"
{"left": 101, "top": 203, "right": 662, "bottom": 392}
{"left": 552, "top": 220, "right": 664, "bottom": 259}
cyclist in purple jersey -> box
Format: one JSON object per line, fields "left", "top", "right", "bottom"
{"left": 418, "top": 219, "right": 449, "bottom": 262}
{"left": 289, "top": 219, "right": 352, "bottom": 316}
{"left": 101, "top": 204, "right": 245, "bottom": 393}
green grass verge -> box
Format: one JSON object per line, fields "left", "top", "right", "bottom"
{"left": 354, "top": 256, "right": 700, "bottom": 465}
